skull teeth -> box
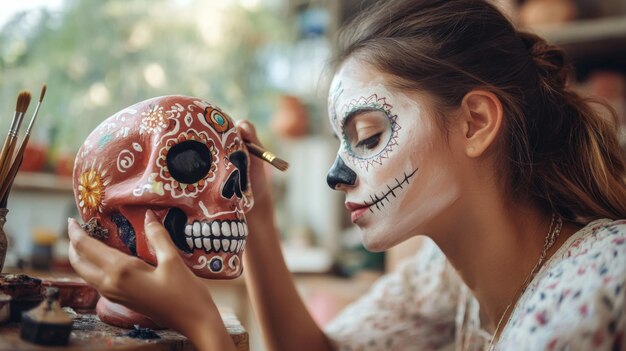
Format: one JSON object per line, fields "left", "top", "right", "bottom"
{"left": 184, "top": 220, "right": 248, "bottom": 253}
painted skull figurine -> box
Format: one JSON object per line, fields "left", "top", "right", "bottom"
{"left": 72, "top": 95, "right": 253, "bottom": 279}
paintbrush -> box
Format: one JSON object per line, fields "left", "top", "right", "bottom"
{"left": 0, "top": 85, "right": 46, "bottom": 205}
{"left": 0, "top": 92, "right": 31, "bottom": 186}
{"left": 244, "top": 141, "right": 289, "bottom": 171}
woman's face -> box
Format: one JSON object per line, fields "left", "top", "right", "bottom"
{"left": 327, "top": 58, "right": 463, "bottom": 251}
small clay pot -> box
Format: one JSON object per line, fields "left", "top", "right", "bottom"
{"left": 0, "top": 273, "right": 43, "bottom": 322}
{"left": 0, "top": 293, "right": 11, "bottom": 324}
{"left": 0, "top": 274, "right": 42, "bottom": 297}
{"left": 41, "top": 278, "right": 100, "bottom": 312}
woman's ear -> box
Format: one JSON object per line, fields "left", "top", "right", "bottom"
{"left": 460, "top": 90, "right": 503, "bottom": 158}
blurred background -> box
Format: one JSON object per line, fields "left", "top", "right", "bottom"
{"left": 1, "top": 0, "right": 625, "bottom": 349}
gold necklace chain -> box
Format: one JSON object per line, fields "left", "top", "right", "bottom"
{"left": 486, "top": 213, "right": 563, "bottom": 351}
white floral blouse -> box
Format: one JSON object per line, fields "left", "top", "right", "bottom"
{"left": 325, "top": 219, "right": 626, "bottom": 351}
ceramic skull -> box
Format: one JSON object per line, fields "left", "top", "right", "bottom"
{"left": 72, "top": 95, "right": 253, "bottom": 279}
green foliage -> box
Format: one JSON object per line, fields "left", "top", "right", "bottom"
{"left": 0, "top": 0, "right": 289, "bottom": 156}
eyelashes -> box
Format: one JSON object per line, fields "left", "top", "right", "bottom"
{"left": 355, "top": 132, "right": 382, "bottom": 151}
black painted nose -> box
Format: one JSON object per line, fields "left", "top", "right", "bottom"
{"left": 222, "top": 170, "right": 243, "bottom": 199}
{"left": 222, "top": 151, "right": 249, "bottom": 200}
{"left": 326, "top": 156, "right": 357, "bottom": 190}
{"left": 228, "top": 151, "right": 249, "bottom": 191}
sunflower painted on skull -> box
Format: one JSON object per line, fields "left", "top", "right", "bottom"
{"left": 73, "top": 96, "right": 253, "bottom": 279}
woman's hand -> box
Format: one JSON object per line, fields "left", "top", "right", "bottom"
{"left": 235, "top": 121, "right": 334, "bottom": 351}
{"left": 237, "top": 120, "right": 273, "bottom": 212}
{"left": 68, "top": 210, "right": 235, "bottom": 350}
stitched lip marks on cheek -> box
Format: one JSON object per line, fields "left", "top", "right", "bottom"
{"left": 363, "top": 168, "right": 418, "bottom": 212}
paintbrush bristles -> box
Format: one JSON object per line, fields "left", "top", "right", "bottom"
{"left": 10, "top": 92, "right": 30, "bottom": 132}
{"left": 15, "top": 92, "right": 32, "bottom": 133}
{"left": 268, "top": 156, "right": 289, "bottom": 171}
{"left": 18, "top": 92, "right": 31, "bottom": 116}
{"left": 0, "top": 92, "right": 30, "bottom": 187}
{"left": 0, "top": 86, "right": 46, "bottom": 206}
{"left": 15, "top": 92, "right": 26, "bottom": 112}
{"left": 39, "top": 85, "right": 47, "bottom": 102}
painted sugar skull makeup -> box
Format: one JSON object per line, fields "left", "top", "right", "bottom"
{"left": 73, "top": 96, "right": 253, "bottom": 279}
{"left": 327, "top": 58, "right": 462, "bottom": 250}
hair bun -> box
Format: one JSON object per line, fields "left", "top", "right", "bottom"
{"left": 519, "top": 31, "right": 570, "bottom": 89}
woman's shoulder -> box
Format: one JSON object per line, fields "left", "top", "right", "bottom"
{"left": 544, "top": 218, "right": 626, "bottom": 302}
{"left": 538, "top": 218, "right": 626, "bottom": 310}
{"left": 527, "top": 218, "right": 626, "bottom": 292}
{"left": 500, "top": 219, "right": 626, "bottom": 350}
{"left": 564, "top": 218, "right": 626, "bottom": 258}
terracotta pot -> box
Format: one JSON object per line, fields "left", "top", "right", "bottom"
{"left": 271, "top": 95, "right": 309, "bottom": 139}
{"left": 20, "top": 143, "right": 47, "bottom": 173}
{"left": 41, "top": 278, "right": 100, "bottom": 311}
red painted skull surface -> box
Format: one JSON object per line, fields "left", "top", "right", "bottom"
{"left": 72, "top": 95, "right": 253, "bottom": 279}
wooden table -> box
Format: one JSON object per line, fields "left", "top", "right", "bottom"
{"left": 0, "top": 309, "right": 248, "bottom": 351}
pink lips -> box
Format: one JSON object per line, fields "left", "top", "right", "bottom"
{"left": 345, "top": 202, "right": 370, "bottom": 223}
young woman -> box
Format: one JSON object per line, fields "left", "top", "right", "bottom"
{"left": 68, "top": 0, "right": 626, "bottom": 350}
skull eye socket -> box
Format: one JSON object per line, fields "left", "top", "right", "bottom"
{"left": 166, "top": 140, "right": 213, "bottom": 184}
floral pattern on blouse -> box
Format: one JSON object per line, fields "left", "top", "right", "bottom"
{"left": 325, "top": 219, "right": 626, "bottom": 351}
{"left": 497, "top": 219, "right": 626, "bottom": 350}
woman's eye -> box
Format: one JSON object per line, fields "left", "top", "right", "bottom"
{"left": 341, "top": 109, "right": 391, "bottom": 159}
{"left": 355, "top": 133, "right": 382, "bottom": 150}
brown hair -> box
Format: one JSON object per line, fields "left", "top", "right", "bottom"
{"left": 335, "top": 0, "right": 626, "bottom": 223}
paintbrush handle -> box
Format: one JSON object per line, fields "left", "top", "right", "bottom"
{"left": 0, "top": 135, "right": 28, "bottom": 203}
{"left": 0, "top": 134, "right": 17, "bottom": 184}
{"left": 244, "top": 141, "right": 289, "bottom": 171}
{"left": 246, "top": 142, "right": 276, "bottom": 163}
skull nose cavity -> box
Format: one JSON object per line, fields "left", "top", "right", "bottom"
{"left": 228, "top": 151, "right": 248, "bottom": 191}
{"left": 163, "top": 208, "right": 192, "bottom": 253}
{"left": 222, "top": 169, "right": 243, "bottom": 199}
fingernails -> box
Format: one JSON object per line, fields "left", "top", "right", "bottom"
{"left": 237, "top": 120, "right": 251, "bottom": 131}
{"left": 68, "top": 218, "right": 78, "bottom": 227}
{"left": 145, "top": 209, "right": 158, "bottom": 227}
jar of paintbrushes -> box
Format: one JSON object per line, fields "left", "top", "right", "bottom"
{"left": 0, "top": 86, "right": 46, "bottom": 273}
{"left": 0, "top": 208, "right": 7, "bottom": 276}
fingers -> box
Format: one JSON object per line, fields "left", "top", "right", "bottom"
{"left": 236, "top": 120, "right": 263, "bottom": 146}
{"left": 68, "top": 218, "right": 149, "bottom": 292}
{"left": 144, "top": 210, "right": 181, "bottom": 265}
{"left": 68, "top": 241, "right": 106, "bottom": 287}
{"left": 68, "top": 218, "right": 119, "bottom": 268}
